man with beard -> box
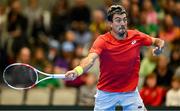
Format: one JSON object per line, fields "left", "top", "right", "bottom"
{"left": 65, "top": 5, "right": 164, "bottom": 111}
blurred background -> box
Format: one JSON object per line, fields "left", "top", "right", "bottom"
{"left": 0, "top": 0, "right": 180, "bottom": 110}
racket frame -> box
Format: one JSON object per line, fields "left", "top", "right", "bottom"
{"left": 3, "top": 63, "right": 65, "bottom": 90}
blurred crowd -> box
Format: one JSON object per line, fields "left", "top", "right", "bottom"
{"left": 0, "top": 0, "right": 180, "bottom": 107}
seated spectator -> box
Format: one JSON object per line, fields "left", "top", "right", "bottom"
{"left": 166, "top": 75, "right": 180, "bottom": 107}
{"left": 173, "top": 2, "right": 180, "bottom": 27}
{"left": 168, "top": 48, "right": 180, "bottom": 74}
{"left": 32, "top": 47, "right": 48, "bottom": 70}
{"left": 136, "top": 11, "right": 159, "bottom": 37}
{"left": 69, "top": 0, "right": 91, "bottom": 25}
{"left": 89, "top": 9, "right": 108, "bottom": 38}
{"left": 37, "top": 62, "right": 61, "bottom": 89}
{"left": 51, "top": 0, "right": 69, "bottom": 41}
{"left": 16, "top": 46, "right": 31, "bottom": 64}
{"left": 142, "top": 0, "right": 158, "bottom": 25}
{"left": 159, "top": 14, "right": 180, "bottom": 43}
{"left": 61, "top": 30, "right": 76, "bottom": 57}
{"left": 128, "top": 3, "right": 140, "bottom": 29}
{"left": 140, "top": 73, "right": 166, "bottom": 106}
{"left": 154, "top": 54, "right": 173, "bottom": 88}
{"left": 7, "top": 0, "right": 28, "bottom": 57}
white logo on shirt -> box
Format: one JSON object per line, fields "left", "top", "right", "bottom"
{"left": 131, "top": 40, "right": 137, "bottom": 45}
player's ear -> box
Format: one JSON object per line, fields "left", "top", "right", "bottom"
{"left": 107, "top": 21, "right": 112, "bottom": 28}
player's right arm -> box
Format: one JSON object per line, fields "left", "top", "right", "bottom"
{"left": 65, "top": 52, "right": 99, "bottom": 80}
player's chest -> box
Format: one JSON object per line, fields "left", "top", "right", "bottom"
{"left": 102, "top": 40, "right": 141, "bottom": 62}
{"left": 105, "top": 39, "right": 140, "bottom": 54}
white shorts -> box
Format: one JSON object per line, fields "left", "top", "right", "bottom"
{"left": 94, "top": 88, "right": 146, "bottom": 111}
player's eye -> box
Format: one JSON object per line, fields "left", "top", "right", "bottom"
{"left": 123, "top": 18, "right": 127, "bottom": 22}
{"left": 113, "top": 18, "right": 127, "bottom": 23}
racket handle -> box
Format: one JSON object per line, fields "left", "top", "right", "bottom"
{"left": 51, "top": 74, "right": 65, "bottom": 79}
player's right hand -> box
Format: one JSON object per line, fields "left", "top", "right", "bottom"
{"left": 65, "top": 70, "right": 78, "bottom": 80}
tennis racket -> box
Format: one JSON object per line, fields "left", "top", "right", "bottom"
{"left": 3, "top": 63, "right": 65, "bottom": 90}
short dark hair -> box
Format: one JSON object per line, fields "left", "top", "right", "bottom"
{"left": 107, "top": 5, "right": 127, "bottom": 21}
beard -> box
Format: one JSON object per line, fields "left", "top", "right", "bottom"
{"left": 118, "top": 32, "right": 126, "bottom": 38}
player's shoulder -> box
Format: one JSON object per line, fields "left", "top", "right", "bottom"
{"left": 127, "top": 29, "right": 141, "bottom": 35}
{"left": 127, "top": 29, "right": 148, "bottom": 38}
{"left": 96, "top": 32, "right": 110, "bottom": 41}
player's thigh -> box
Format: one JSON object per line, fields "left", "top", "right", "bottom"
{"left": 122, "top": 90, "right": 146, "bottom": 111}
{"left": 94, "top": 90, "right": 118, "bottom": 111}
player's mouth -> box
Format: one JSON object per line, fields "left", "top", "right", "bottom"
{"left": 118, "top": 26, "right": 126, "bottom": 32}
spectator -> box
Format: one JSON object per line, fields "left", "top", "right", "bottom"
{"left": 140, "top": 72, "right": 166, "bottom": 106}
{"left": 0, "top": 3, "right": 7, "bottom": 49}
{"left": 61, "top": 30, "right": 76, "bottom": 57}
{"left": 89, "top": 9, "right": 108, "bottom": 39}
{"left": 121, "top": 0, "right": 130, "bottom": 13}
{"left": 98, "top": 0, "right": 112, "bottom": 18}
{"left": 154, "top": 54, "right": 173, "bottom": 88}
{"left": 47, "top": 38, "right": 60, "bottom": 62}
{"left": 51, "top": 0, "right": 69, "bottom": 41}
{"left": 166, "top": 75, "right": 180, "bottom": 106}
{"left": 128, "top": 3, "right": 140, "bottom": 29}
{"left": 0, "top": 4, "right": 8, "bottom": 79}
{"left": 136, "top": 11, "right": 159, "bottom": 37}
{"left": 168, "top": 48, "right": 180, "bottom": 74}
{"left": 74, "top": 45, "right": 85, "bottom": 58}
{"left": 32, "top": 47, "right": 48, "bottom": 70}
{"left": 142, "top": 0, "right": 158, "bottom": 25}
{"left": 159, "top": 14, "right": 180, "bottom": 43}
{"left": 173, "top": 2, "right": 180, "bottom": 27}
{"left": 69, "top": 0, "right": 91, "bottom": 25}
{"left": 31, "top": 13, "right": 50, "bottom": 47}
{"left": 73, "top": 21, "right": 92, "bottom": 48}
{"left": 7, "top": 0, "right": 28, "bottom": 57}
{"left": 164, "top": 0, "right": 176, "bottom": 15}
{"left": 23, "top": 0, "right": 43, "bottom": 38}
{"left": 37, "top": 62, "right": 61, "bottom": 89}
{"left": 16, "top": 46, "right": 31, "bottom": 64}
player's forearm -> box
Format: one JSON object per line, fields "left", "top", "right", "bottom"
{"left": 79, "top": 56, "right": 95, "bottom": 72}
{"left": 80, "top": 53, "right": 99, "bottom": 72}
{"left": 74, "top": 53, "right": 98, "bottom": 75}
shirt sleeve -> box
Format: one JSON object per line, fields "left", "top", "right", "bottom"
{"left": 89, "top": 36, "right": 105, "bottom": 55}
{"left": 138, "top": 31, "right": 153, "bottom": 46}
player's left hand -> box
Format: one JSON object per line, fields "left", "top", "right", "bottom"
{"left": 153, "top": 47, "right": 163, "bottom": 56}
{"left": 152, "top": 39, "right": 165, "bottom": 56}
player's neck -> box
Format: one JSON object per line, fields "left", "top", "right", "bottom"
{"left": 110, "top": 30, "right": 127, "bottom": 40}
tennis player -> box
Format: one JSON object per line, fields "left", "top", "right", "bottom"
{"left": 65, "top": 5, "right": 165, "bottom": 111}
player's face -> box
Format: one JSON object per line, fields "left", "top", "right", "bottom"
{"left": 111, "top": 13, "right": 128, "bottom": 38}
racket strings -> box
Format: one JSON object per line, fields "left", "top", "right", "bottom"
{"left": 4, "top": 65, "right": 38, "bottom": 88}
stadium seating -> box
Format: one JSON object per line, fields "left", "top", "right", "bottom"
{"left": 52, "top": 87, "right": 77, "bottom": 105}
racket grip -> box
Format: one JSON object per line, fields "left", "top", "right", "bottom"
{"left": 51, "top": 74, "right": 65, "bottom": 79}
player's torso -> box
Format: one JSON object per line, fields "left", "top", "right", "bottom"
{"left": 99, "top": 32, "right": 141, "bottom": 75}
{"left": 97, "top": 30, "right": 150, "bottom": 92}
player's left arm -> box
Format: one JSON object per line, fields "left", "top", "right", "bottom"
{"left": 151, "top": 37, "right": 165, "bottom": 56}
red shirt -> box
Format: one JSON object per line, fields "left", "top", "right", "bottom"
{"left": 90, "top": 30, "right": 152, "bottom": 92}
{"left": 140, "top": 87, "right": 166, "bottom": 106}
